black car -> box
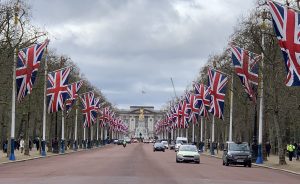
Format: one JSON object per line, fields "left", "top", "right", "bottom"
{"left": 153, "top": 143, "right": 165, "bottom": 152}
{"left": 117, "top": 140, "right": 124, "bottom": 145}
{"left": 169, "top": 141, "right": 175, "bottom": 150}
{"left": 222, "top": 142, "right": 252, "bottom": 167}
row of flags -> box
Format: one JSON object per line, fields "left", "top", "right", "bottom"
{"left": 14, "top": 39, "right": 128, "bottom": 133}
{"left": 155, "top": 68, "right": 229, "bottom": 134}
{"left": 156, "top": 0, "right": 300, "bottom": 134}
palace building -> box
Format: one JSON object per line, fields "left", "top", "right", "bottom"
{"left": 117, "top": 106, "right": 164, "bottom": 139}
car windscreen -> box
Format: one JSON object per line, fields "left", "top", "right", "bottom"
{"left": 154, "top": 143, "right": 163, "bottom": 147}
{"left": 179, "top": 145, "right": 197, "bottom": 152}
{"left": 176, "top": 140, "right": 187, "bottom": 144}
{"left": 228, "top": 143, "right": 250, "bottom": 151}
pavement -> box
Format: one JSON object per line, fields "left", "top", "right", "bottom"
{"left": 0, "top": 143, "right": 299, "bottom": 184}
{"left": 0, "top": 146, "right": 100, "bottom": 164}
{"left": 202, "top": 149, "right": 300, "bottom": 174}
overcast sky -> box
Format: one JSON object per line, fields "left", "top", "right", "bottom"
{"left": 27, "top": 0, "right": 256, "bottom": 110}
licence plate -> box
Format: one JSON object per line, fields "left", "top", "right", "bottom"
{"left": 237, "top": 159, "right": 244, "bottom": 162}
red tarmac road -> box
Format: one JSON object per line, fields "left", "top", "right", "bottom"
{"left": 0, "top": 143, "right": 299, "bottom": 184}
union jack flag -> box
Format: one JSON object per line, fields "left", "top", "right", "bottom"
{"left": 185, "top": 92, "right": 198, "bottom": 123}
{"left": 230, "top": 45, "right": 260, "bottom": 103}
{"left": 268, "top": 1, "right": 300, "bottom": 86}
{"left": 208, "top": 68, "right": 228, "bottom": 119}
{"left": 47, "top": 67, "right": 71, "bottom": 113}
{"left": 65, "top": 81, "right": 83, "bottom": 113}
{"left": 180, "top": 99, "right": 189, "bottom": 128}
{"left": 80, "top": 92, "right": 97, "bottom": 127}
{"left": 16, "top": 40, "right": 49, "bottom": 102}
{"left": 174, "top": 102, "right": 182, "bottom": 128}
{"left": 194, "top": 83, "right": 210, "bottom": 117}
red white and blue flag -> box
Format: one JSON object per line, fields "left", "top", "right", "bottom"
{"left": 16, "top": 40, "right": 49, "bottom": 102}
{"left": 65, "top": 80, "right": 83, "bottom": 113}
{"left": 230, "top": 45, "right": 260, "bottom": 102}
{"left": 207, "top": 68, "right": 228, "bottom": 119}
{"left": 194, "top": 83, "right": 210, "bottom": 117}
{"left": 47, "top": 67, "right": 71, "bottom": 113}
{"left": 80, "top": 92, "right": 97, "bottom": 127}
{"left": 268, "top": 0, "right": 300, "bottom": 86}
{"left": 185, "top": 92, "right": 199, "bottom": 123}
{"left": 180, "top": 99, "right": 189, "bottom": 128}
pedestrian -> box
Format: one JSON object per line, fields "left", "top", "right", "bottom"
{"left": 287, "top": 143, "right": 295, "bottom": 161}
{"left": 297, "top": 143, "right": 300, "bottom": 161}
{"left": 20, "top": 138, "right": 25, "bottom": 153}
{"left": 293, "top": 142, "right": 298, "bottom": 158}
{"left": 265, "top": 142, "right": 271, "bottom": 157}
{"left": 29, "top": 139, "right": 32, "bottom": 151}
{"left": 36, "top": 137, "right": 40, "bottom": 151}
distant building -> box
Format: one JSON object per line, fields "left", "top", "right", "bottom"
{"left": 117, "top": 106, "right": 164, "bottom": 139}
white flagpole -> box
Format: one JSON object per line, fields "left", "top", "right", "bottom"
{"left": 61, "top": 110, "right": 65, "bottom": 153}
{"left": 200, "top": 117, "right": 203, "bottom": 142}
{"left": 90, "top": 124, "right": 93, "bottom": 148}
{"left": 192, "top": 123, "right": 195, "bottom": 143}
{"left": 186, "top": 128, "right": 188, "bottom": 140}
{"left": 83, "top": 127, "right": 86, "bottom": 149}
{"left": 229, "top": 74, "right": 234, "bottom": 142}
{"left": 256, "top": 25, "right": 265, "bottom": 164}
{"left": 9, "top": 3, "right": 19, "bottom": 161}
{"left": 101, "top": 125, "right": 104, "bottom": 145}
{"left": 96, "top": 119, "right": 99, "bottom": 147}
{"left": 74, "top": 107, "right": 78, "bottom": 150}
{"left": 211, "top": 116, "right": 215, "bottom": 155}
{"left": 41, "top": 46, "right": 48, "bottom": 157}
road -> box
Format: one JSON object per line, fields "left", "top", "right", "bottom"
{"left": 0, "top": 143, "right": 299, "bottom": 184}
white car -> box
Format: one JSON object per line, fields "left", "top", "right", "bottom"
{"left": 175, "top": 137, "right": 188, "bottom": 152}
{"left": 161, "top": 141, "right": 169, "bottom": 149}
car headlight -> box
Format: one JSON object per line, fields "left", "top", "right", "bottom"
{"left": 227, "top": 154, "right": 233, "bottom": 158}
{"left": 177, "top": 154, "right": 183, "bottom": 157}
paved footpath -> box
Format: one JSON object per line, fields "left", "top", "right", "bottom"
{"left": 204, "top": 149, "right": 300, "bottom": 174}
{"left": 0, "top": 143, "right": 299, "bottom": 184}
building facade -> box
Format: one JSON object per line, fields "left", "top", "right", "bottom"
{"left": 117, "top": 106, "right": 164, "bottom": 139}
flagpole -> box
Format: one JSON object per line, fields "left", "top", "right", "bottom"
{"left": 101, "top": 124, "right": 104, "bottom": 145}
{"left": 90, "top": 124, "right": 93, "bottom": 148}
{"left": 41, "top": 46, "right": 48, "bottom": 157}
{"left": 192, "top": 123, "right": 195, "bottom": 143}
{"left": 96, "top": 118, "right": 99, "bottom": 147}
{"left": 9, "top": 2, "right": 19, "bottom": 161}
{"left": 210, "top": 116, "right": 215, "bottom": 155}
{"left": 229, "top": 74, "right": 234, "bottom": 142}
{"left": 256, "top": 19, "right": 265, "bottom": 164}
{"left": 74, "top": 107, "right": 78, "bottom": 151}
{"left": 83, "top": 127, "right": 86, "bottom": 149}
{"left": 61, "top": 110, "right": 65, "bottom": 153}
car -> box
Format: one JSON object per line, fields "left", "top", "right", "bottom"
{"left": 113, "top": 139, "right": 119, "bottom": 144}
{"left": 222, "top": 141, "right": 252, "bottom": 167}
{"left": 117, "top": 140, "right": 124, "bottom": 145}
{"left": 131, "top": 139, "right": 138, "bottom": 143}
{"left": 153, "top": 142, "right": 165, "bottom": 152}
{"left": 169, "top": 141, "right": 175, "bottom": 150}
{"left": 175, "top": 137, "right": 188, "bottom": 152}
{"left": 161, "top": 141, "right": 169, "bottom": 149}
{"left": 176, "top": 145, "right": 200, "bottom": 164}
{"left": 143, "top": 139, "right": 150, "bottom": 143}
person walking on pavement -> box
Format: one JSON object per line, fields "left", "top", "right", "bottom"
{"left": 20, "top": 138, "right": 25, "bottom": 153}
{"left": 297, "top": 143, "right": 300, "bottom": 161}
{"left": 265, "top": 142, "right": 271, "bottom": 157}
{"left": 287, "top": 143, "right": 295, "bottom": 161}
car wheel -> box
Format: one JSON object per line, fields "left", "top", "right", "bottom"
{"left": 163, "top": 150, "right": 165, "bottom": 152}
{"left": 176, "top": 159, "right": 179, "bottom": 163}
{"left": 225, "top": 159, "right": 229, "bottom": 166}
{"left": 153, "top": 150, "right": 155, "bottom": 152}
{"left": 248, "top": 163, "right": 252, "bottom": 167}
{"left": 195, "top": 161, "right": 200, "bottom": 164}
{"left": 222, "top": 160, "right": 225, "bottom": 165}
{"left": 244, "top": 164, "right": 247, "bottom": 167}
